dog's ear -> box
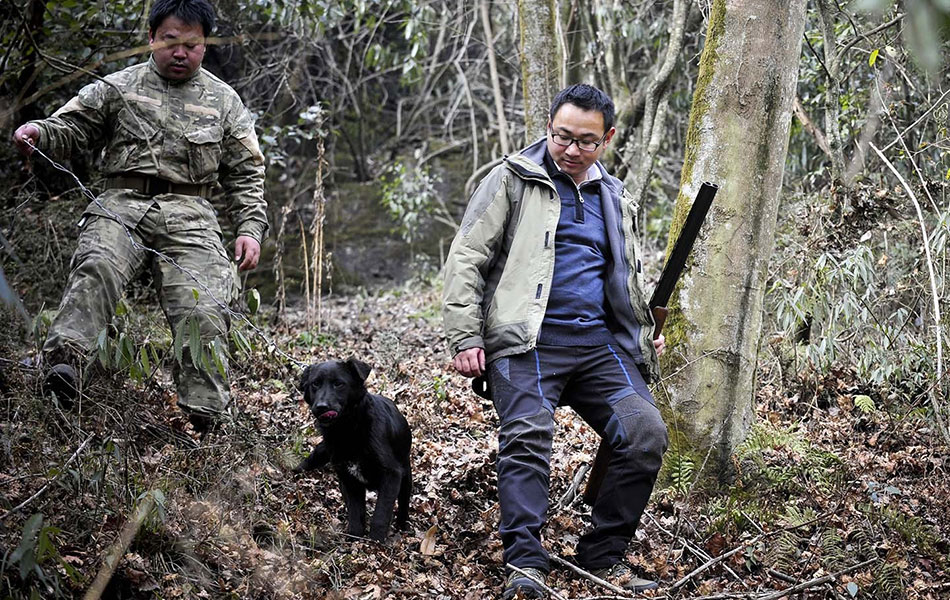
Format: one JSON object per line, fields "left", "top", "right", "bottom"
{"left": 299, "top": 365, "right": 314, "bottom": 403}
{"left": 345, "top": 357, "right": 372, "bottom": 383}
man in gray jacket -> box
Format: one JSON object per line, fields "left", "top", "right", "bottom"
{"left": 443, "top": 84, "right": 667, "bottom": 599}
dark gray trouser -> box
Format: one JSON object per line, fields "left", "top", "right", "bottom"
{"left": 488, "top": 343, "right": 668, "bottom": 572}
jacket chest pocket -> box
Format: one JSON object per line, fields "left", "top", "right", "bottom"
{"left": 114, "top": 107, "right": 160, "bottom": 167}
{"left": 185, "top": 125, "right": 224, "bottom": 182}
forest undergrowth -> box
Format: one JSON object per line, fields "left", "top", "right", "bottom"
{"left": 1, "top": 284, "right": 947, "bottom": 600}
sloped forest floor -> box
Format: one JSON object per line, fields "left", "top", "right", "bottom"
{"left": 1, "top": 286, "right": 948, "bottom": 600}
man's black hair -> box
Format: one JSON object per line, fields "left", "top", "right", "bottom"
{"left": 549, "top": 84, "right": 616, "bottom": 132}
{"left": 149, "top": 0, "right": 216, "bottom": 37}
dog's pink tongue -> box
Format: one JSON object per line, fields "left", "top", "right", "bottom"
{"left": 319, "top": 410, "right": 338, "bottom": 421}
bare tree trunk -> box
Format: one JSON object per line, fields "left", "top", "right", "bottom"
{"left": 815, "top": 0, "right": 847, "bottom": 185}
{"left": 308, "top": 109, "right": 328, "bottom": 332}
{"left": 518, "top": 0, "right": 560, "bottom": 142}
{"left": 562, "top": 0, "right": 585, "bottom": 85}
{"left": 622, "top": 0, "right": 690, "bottom": 204}
{"left": 663, "top": 0, "right": 808, "bottom": 480}
{"left": 479, "top": 0, "right": 511, "bottom": 156}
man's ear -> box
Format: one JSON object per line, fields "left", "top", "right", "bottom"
{"left": 603, "top": 126, "right": 617, "bottom": 145}
{"left": 346, "top": 357, "right": 372, "bottom": 383}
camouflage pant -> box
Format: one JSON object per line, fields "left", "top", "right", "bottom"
{"left": 44, "top": 200, "right": 237, "bottom": 415}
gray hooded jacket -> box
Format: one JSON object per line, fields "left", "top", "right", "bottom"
{"left": 442, "top": 139, "right": 659, "bottom": 381}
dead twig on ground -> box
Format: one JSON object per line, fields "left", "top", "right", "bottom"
{"left": 670, "top": 511, "right": 833, "bottom": 591}
{"left": 644, "top": 513, "right": 746, "bottom": 587}
{"left": 755, "top": 558, "right": 876, "bottom": 600}
{"left": 507, "top": 563, "right": 569, "bottom": 600}
{"left": 83, "top": 490, "right": 160, "bottom": 600}
{"left": 549, "top": 555, "right": 632, "bottom": 598}
{"left": 0, "top": 433, "right": 94, "bottom": 521}
{"left": 556, "top": 462, "right": 590, "bottom": 510}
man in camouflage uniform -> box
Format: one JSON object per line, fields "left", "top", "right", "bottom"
{"left": 12, "top": 0, "right": 267, "bottom": 432}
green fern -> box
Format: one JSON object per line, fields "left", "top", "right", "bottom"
{"left": 817, "top": 528, "right": 847, "bottom": 571}
{"left": 854, "top": 394, "right": 876, "bottom": 413}
{"left": 780, "top": 504, "right": 817, "bottom": 527}
{"left": 882, "top": 508, "right": 940, "bottom": 558}
{"left": 736, "top": 422, "right": 843, "bottom": 497}
{"left": 765, "top": 530, "right": 805, "bottom": 573}
{"left": 667, "top": 452, "right": 696, "bottom": 496}
{"left": 872, "top": 560, "right": 904, "bottom": 599}
{"left": 848, "top": 526, "right": 876, "bottom": 560}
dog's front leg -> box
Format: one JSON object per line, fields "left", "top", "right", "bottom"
{"left": 294, "top": 441, "right": 330, "bottom": 472}
{"left": 368, "top": 470, "right": 403, "bottom": 541}
{"left": 339, "top": 475, "right": 367, "bottom": 537}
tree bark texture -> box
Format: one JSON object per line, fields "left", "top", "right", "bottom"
{"left": 664, "top": 0, "right": 807, "bottom": 479}
{"left": 622, "top": 0, "right": 690, "bottom": 203}
{"left": 518, "top": 0, "right": 560, "bottom": 143}
{"left": 480, "top": 0, "right": 511, "bottom": 155}
{"left": 815, "top": 0, "right": 847, "bottom": 185}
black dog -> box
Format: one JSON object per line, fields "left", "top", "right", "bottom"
{"left": 295, "top": 358, "right": 412, "bottom": 542}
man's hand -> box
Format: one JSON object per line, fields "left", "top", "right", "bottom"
{"left": 12, "top": 124, "right": 39, "bottom": 156}
{"left": 452, "top": 347, "right": 485, "bottom": 378}
{"left": 653, "top": 334, "right": 666, "bottom": 357}
{"left": 234, "top": 236, "right": 261, "bottom": 271}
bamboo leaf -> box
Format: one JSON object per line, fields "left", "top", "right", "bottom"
{"left": 247, "top": 288, "right": 261, "bottom": 315}
{"left": 139, "top": 345, "right": 150, "bottom": 374}
{"left": 97, "top": 328, "right": 111, "bottom": 368}
{"left": 173, "top": 319, "right": 186, "bottom": 365}
{"left": 212, "top": 339, "right": 228, "bottom": 379}
{"left": 189, "top": 317, "right": 202, "bottom": 370}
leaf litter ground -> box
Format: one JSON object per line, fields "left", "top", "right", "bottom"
{"left": 1, "top": 286, "right": 947, "bottom": 599}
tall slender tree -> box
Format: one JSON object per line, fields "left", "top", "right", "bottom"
{"left": 663, "top": 0, "right": 808, "bottom": 479}
{"left": 517, "top": 0, "right": 560, "bottom": 142}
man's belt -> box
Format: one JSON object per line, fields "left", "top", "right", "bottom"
{"left": 105, "top": 174, "right": 211, "bottom": 198}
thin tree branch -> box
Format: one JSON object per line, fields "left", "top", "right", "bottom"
{"left": 870, "top": 142, "right": 949, "bottom": 443}
{"left": 755, "top": 558, "right": 876, "bottom": 600}
{"left": 0, "top": 433, "right": 95, "bottom": 520}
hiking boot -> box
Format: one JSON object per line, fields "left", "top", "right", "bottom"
{"left": 43, "top": 363, "right": 79, "bottom": 408}
{"left": 501, "top": 567, "right": 546, "bottom": 599}
{"left": 187, "top": 412, "right": 216, "bottom": 434}
{"left": 591, "top": 563, "right": 658, "bottom": 593}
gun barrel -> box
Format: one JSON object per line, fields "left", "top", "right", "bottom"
{"left": 649, "top": 182, "right": 718, "bottom": 309}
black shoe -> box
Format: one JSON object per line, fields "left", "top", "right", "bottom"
{"left": 187, "top": 412, "right": 218, "bottom": 435}
{"left": 501, "top": 567, "right": 546, "bottom": 599}
{"left": 43, "top": 363, "right": 79, "bottom": 408}
{"left": 591, "top": 563, "right": 658, "bottom": 593}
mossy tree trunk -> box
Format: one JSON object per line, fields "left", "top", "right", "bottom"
{"left": 663, "top": 0, "right": 807, "bottom": 480}
{"left": 518, "top": 0, "right": 560, "bottom": 143}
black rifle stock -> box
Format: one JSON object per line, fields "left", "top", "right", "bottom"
{"left": 581, "top": 182, "right": 718, "bottom": 506}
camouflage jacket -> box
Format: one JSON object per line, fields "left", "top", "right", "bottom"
{"left": 30, "top": 57, "right": 268, "bottom": 242}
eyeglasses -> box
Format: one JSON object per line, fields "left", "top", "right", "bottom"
{"left": 548, "top": 127, "right": 607, "bottom": 152}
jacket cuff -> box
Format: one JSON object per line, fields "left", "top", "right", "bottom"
{"left": 236, "top": 219, "right": 268, "bottom": 243}
{"left": 26, "top": 121, "right": 48, "bottom": 152}
{"left": 454, "top": 335, "right": 485, "bottom": 355}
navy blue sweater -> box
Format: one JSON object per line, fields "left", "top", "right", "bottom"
{"left": 538, "top": 151, "right": 615, "bottom": 346}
